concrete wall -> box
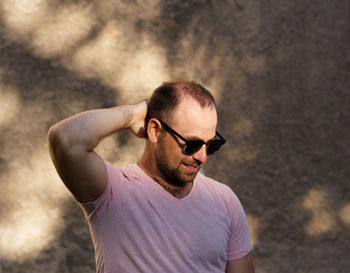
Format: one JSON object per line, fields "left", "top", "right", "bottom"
{"left": 0, "top": 1, "right": 349, "bottom": 272}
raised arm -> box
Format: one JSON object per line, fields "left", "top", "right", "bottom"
{"left": 48, "top": 100, "right": 148, "bottom": 203}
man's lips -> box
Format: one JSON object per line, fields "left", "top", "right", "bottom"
{"left": 182, "top": 162, "right": 200, "bottom": 173}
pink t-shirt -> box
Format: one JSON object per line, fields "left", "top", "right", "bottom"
{"left": 79, "top": 161, "right": 252, "bottom": 273}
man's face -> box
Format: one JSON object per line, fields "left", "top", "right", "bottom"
{"left": 155, "top": 97, "right": 217, "bottom": 187}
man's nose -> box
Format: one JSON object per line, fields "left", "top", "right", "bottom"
{"left": 192, "top": 144, "right": 208, "bottom": 164}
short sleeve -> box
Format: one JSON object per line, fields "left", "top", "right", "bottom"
{"left": 226, "top": 191, "right": 253, "bottom": 261}
{"left": 78, "top": 161, "right": 122, "bottom": 222}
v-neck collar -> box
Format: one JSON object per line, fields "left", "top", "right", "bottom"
{"left": 132, "top": 163, "right": 198, "bottom": 203}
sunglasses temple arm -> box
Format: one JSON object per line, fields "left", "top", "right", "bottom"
{"left": 215, "top": 131, "right": 226, "bottom": 142}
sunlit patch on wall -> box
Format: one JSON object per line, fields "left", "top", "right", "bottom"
{"left": 0, "top": 148, "right": 70, "bottom": 261}
{"left": 0, "top": 200, "right": 63, "bottom": 261}
{"left": 0, "top": 84, "right": 20, "bottom": 127}
{"left": 1, "top": 1, "right": 96, "bottom": 58}
{"left": 95, "top": 135, "right": 119, "bottom": 160}
{"left": 31, "top": 4, "right": 96, "bottom": 58}
{"left": 247, "top": 214, "right": 260, "bottom": 247}
{"left": 305, "top": 210, "right": 336, "bottom": 236}
{"left": 0, "top": 0, "right": 49, "bottom": 40}
{"left": 302, "top": 188, "right": 327, "bottom": 211}
{"left": 116, "top": 43, "right": 170, "bottom": 103}
{"left": 66, "top": 20, "right": 121, "bottom": 82}
{"left": 339, "top": 203, "right": 350, "bottom": 226}
{"left": 302, "top": 189, "right": 336, "bottom": 236}
{"left": 67, "top": 20, "right": 169, "bottom": 103}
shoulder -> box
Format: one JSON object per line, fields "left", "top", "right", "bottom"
{"left": 196, "top": 172, "right": 235, "bottom": 195}
{"left": 104, "top": 162, "right": 151, "bottom": 187}
{"left": 103, "top": 161, "right": 137, "bottom": 182}
{"left": 195, "top": 172, "right": 240, "bottom": 206}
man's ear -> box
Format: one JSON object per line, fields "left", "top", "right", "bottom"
{"left": 147, "top": 118, "right": 161, "bottom": 143}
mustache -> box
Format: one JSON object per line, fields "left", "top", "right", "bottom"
{"left": 181, "top": 159, "right": 202, "bottom": 168}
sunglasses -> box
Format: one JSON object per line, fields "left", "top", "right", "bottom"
{"left": 158, "top": 119, "right": 226, "bottom": 156}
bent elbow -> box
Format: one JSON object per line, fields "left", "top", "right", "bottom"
{"left": 48, "top": 125, "right": 72, "bottom": 158}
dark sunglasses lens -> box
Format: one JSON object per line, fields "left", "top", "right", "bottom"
{"left": 184, "top": 140, "right": 205, "bottom": 155}
{"left": 207, "top": 140, "right": 225, "bottom": 155}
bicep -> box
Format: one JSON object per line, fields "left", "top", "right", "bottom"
{"left": 225, "top": 252, "right": 255, "bottom": 273}
{"left": 49, "top": 130, "right": 108, "bottom": 203}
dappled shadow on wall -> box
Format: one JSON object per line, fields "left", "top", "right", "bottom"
{"left": 1, "top": 1, "right": 348, "bottom": 273}
{"left": 0, "top": 0, "right": 267, "bottom": 264}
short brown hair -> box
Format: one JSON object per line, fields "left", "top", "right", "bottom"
{"left": 145, "top": 81, "right": 216, "bottom": 127}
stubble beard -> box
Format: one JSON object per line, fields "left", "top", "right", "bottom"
{"left": 155, "top": 134, "right": 199, "bottom": 188}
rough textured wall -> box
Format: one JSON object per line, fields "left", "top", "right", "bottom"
{"left": 0, "top": 0, "right": 349, "bottom": 272}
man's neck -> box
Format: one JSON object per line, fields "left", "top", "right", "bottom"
{"left": 138, "top": 153, "right": 192, "bottom": 199}
{"left": 152, "top": 175, "right": 193, "bottom": 199}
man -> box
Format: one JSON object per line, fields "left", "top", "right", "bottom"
{"left": 48, "top": 81, "right": 254, "bottom": 273}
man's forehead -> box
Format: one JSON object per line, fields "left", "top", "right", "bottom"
{"left": 171, "top": 98, "right": 217, "bottom": 133}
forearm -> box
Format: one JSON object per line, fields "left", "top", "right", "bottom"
{"left": 49, "top": 105, "right": 134, "bottom": 152}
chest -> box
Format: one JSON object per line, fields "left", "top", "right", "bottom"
{"left": 102, "top": 182, "right": 231, "bottom": 266}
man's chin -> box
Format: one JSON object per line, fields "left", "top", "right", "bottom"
{"left": 176, "top": 170, "right": 198, "bottom": 186}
